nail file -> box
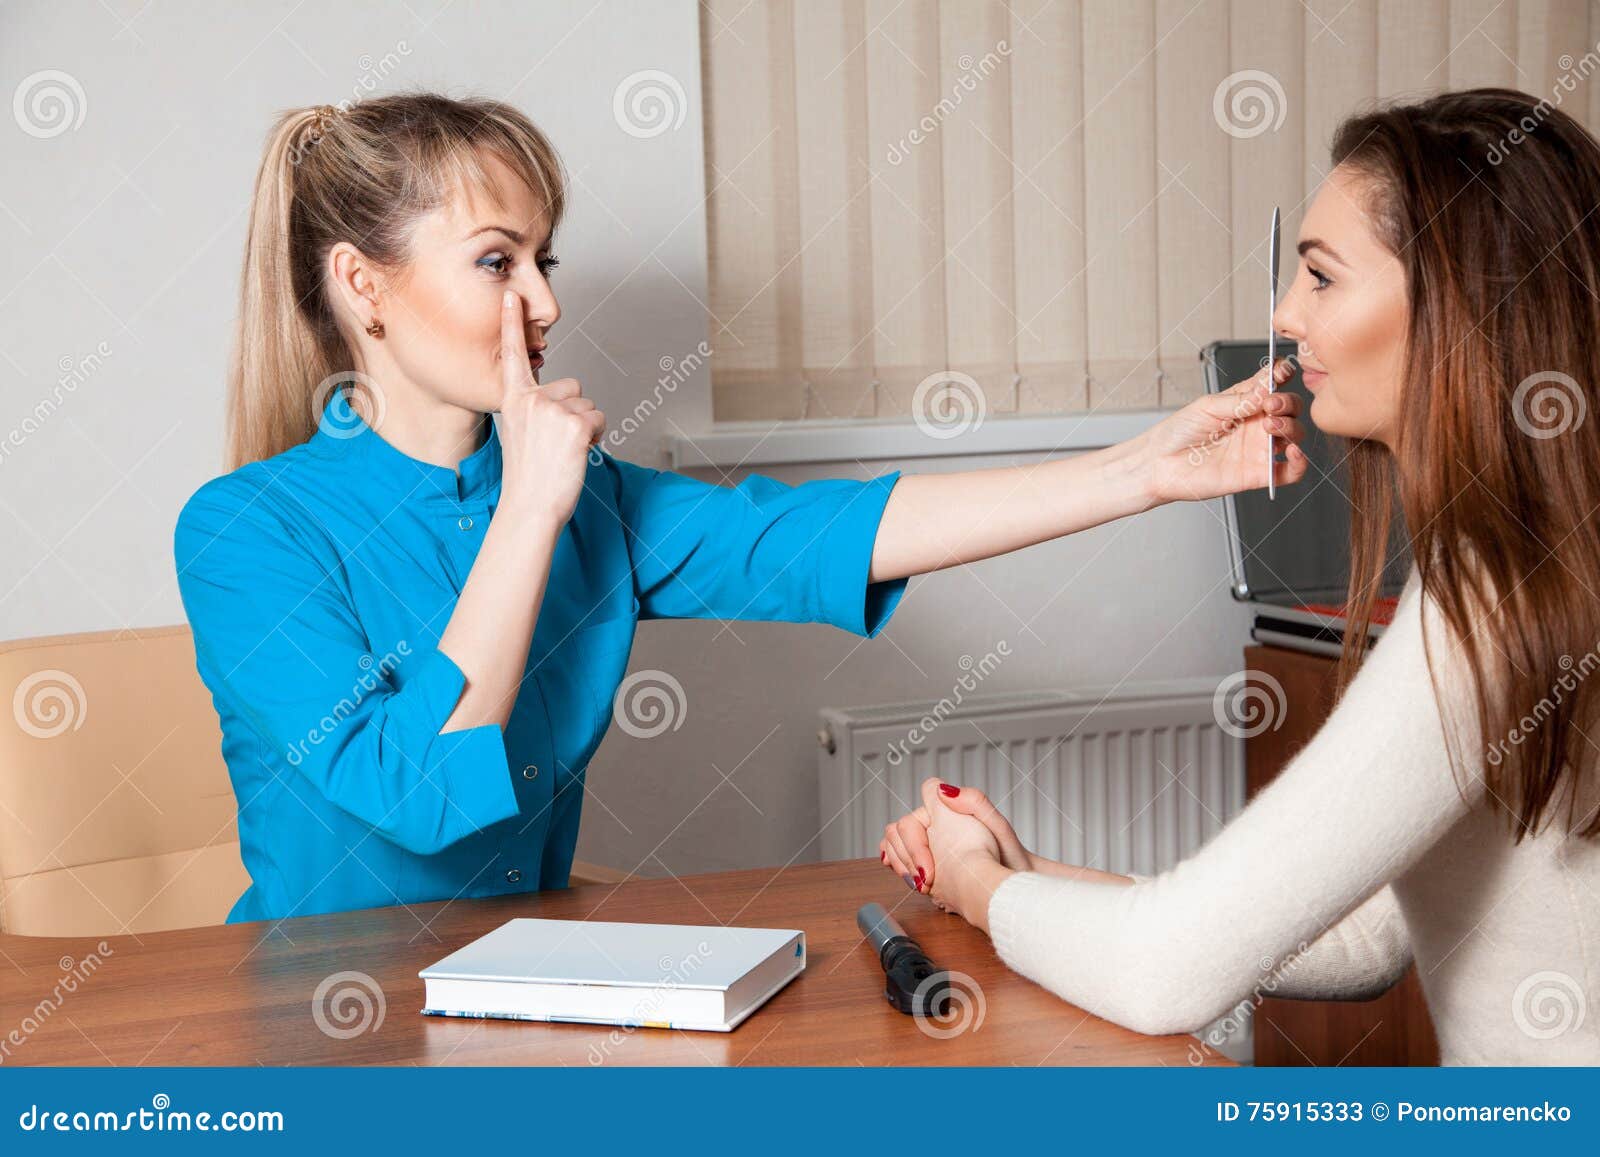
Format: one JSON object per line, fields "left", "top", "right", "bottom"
{"left": 1267, "top": 206, "right": 1281, "bottom": 500}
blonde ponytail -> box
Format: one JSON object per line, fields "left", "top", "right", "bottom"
{"left": 225, "top": 92, "right": 568, "bottom": 468}
{"left": 227, "top": 107, "right": 335, "bottom": 468}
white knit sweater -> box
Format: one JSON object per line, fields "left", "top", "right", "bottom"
{"left": 986, "top": 569, "right": 1600, "bottom": 1065}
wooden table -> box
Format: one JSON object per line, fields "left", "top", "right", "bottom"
{"left": 0, "top": 859, "right": 1229, "bottom": 1066}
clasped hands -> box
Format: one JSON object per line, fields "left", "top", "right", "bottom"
{"left": 877, "top": 778, "right": 1032, "bottom": 935}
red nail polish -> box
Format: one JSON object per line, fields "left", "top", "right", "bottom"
{"left": 939, "top": 783, "right": 960, "bottom": 797}
{"left": 880, "top": 850, "right": 886, "bottom": 863}
{"left": 915, "top": 868, "right": 926, "bottom": 889}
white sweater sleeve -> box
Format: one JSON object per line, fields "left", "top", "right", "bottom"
{"left": 987, "top": 573, "right": 1482, "bottom": 1036}
{"left": 1256, "top": 883, "right": 1413, "bottom": 1001}
{"left": 1117, "top": 874, "right": 1413, "bottom": 1002}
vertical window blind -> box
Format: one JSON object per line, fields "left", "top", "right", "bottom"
{"left": 701, "top": 0, "right": 1600, "bottom": 425}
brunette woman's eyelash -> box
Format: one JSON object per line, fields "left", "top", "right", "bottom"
{"left": 1308, "top": 263, "right": 1332, "bottom": 291}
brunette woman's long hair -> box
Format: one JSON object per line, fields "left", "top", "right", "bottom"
{"left": 1331, "top": 87, "right": 1600, "bottom": 841}
{"left": 227, "top": 91, "right": 567, "bottom": 468}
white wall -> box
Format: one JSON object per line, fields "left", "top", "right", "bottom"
{"left": 593, "top": 455, "right": 1253, "bottom": 877}
{"left": 1, "top": 0, "right": 1253, "bottom": 880}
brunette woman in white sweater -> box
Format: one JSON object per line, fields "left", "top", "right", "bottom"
{"left": 881, "top": 88, "right": 1600, "bottom": 1065}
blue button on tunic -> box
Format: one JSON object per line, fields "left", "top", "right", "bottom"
{"left": 173, "top": 408, "right": 905, "bottom": 923}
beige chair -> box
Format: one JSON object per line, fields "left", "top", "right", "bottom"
{"left": 0, "top": 626, "right": 626, "bottom": 937}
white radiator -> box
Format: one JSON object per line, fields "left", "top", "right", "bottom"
{"left": 816, "top": 679, "right": 1253, "bottom": 1062}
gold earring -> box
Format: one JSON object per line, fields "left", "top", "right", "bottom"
{"left": 365, "top": 319, "right": 385, "bottom": 338}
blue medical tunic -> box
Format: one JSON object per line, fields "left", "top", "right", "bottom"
{"left": 172, "top": 406, "right": 906, "bottom": 923}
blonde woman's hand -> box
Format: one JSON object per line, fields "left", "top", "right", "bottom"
{"left": 495, "top": 289, "right": 604, "bottom": 528}
{"left": 1141, "top": 355, "right": 1308, "bottom": 503}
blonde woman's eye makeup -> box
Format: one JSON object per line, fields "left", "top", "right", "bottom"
{"left": 477, "top": 252, "right": 512, "bottom": 276}
{"left": 1308, "top": 263, "right": 1332, "bottom": 292}
{"left": 474, "top": 252, "right": 558, "bottom": 278}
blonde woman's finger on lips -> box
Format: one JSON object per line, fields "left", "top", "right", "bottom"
{"left": 500, "top": 289, "right": 536, "bottom": 400}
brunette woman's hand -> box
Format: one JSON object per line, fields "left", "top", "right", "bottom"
{"left": 1140, "top": 355, "right": 1309, "bottom": 503}
{"left": 495, "top": 288, "right": 604, "bottom": 528}
{"left": 879, "top": 779, "right": 1034, "bottom": 898}
{"left": 919, "top": 778, "right": 1012, "bottom": 930}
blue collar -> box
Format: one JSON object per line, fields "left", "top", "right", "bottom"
{"left": 309, "top": 390, "right": 501, "bottom": 505}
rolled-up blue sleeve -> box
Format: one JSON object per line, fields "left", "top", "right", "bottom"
{"left": 173, "top": 477, "right": 520, "bottom": 855}
{"left": 607, "top": 458, "right": 907, "bottom": 636}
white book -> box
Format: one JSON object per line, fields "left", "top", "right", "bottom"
{"left": 418, "top": 917, "right": 806, "bottom": 1032}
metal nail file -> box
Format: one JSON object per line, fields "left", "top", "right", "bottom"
{"left": 1267, "top": 205, "right": 1281, "bottom": 500}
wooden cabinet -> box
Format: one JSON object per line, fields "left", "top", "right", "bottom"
{"left": 1244, "top": 644, "right": 1440, "bottom": 1066}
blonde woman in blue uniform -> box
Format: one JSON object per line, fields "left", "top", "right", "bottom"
{"left": 175, "top": 93, "right": 1304, "bottom": 922}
